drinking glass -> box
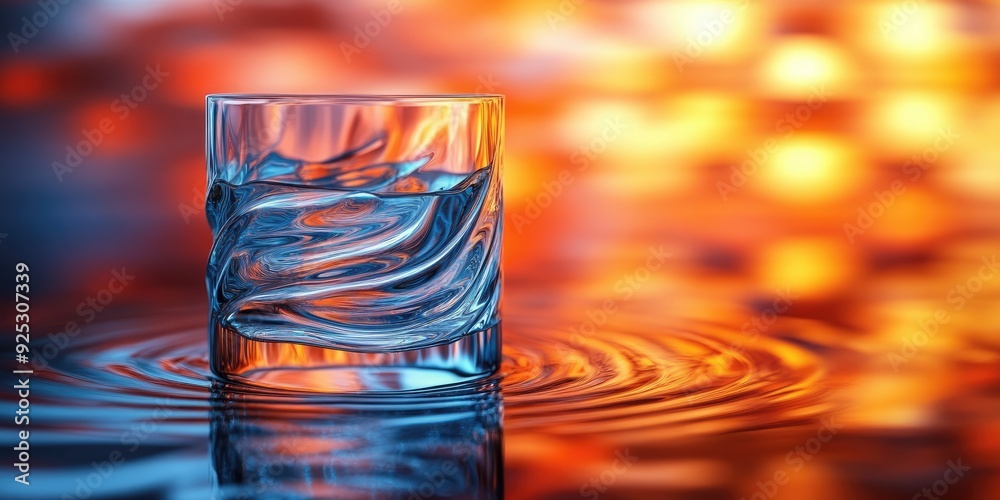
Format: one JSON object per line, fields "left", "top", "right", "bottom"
{"left": 206, "top": 94, "right": 503, "bottom": 392}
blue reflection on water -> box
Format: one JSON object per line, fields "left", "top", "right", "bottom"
{"left": 211, "top": 381, "right": 503, "bottom": 499}
{"left": 3, "top": 314, "right": 503, "bottom": 500}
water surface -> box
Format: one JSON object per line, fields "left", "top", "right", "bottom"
{"left": 8, "top": 303, "right": 835, "bottom": 499}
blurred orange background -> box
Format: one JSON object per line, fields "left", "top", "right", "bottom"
{"left": 1, "top": 0, "right": 999, "bottom": 498}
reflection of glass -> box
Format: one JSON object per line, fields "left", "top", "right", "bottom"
{"left": 209, "top": 381, "right": 503, "bottom": 499}
{"left": 206, "top": 95, "right": 504, "bottom": 392}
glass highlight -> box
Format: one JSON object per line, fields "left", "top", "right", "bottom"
{"left": 206, "top": 94, "right": 503, "bottom": 392}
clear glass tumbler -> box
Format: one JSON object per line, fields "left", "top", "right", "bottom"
{"left": 206, "top": 94, "right": 503, "bottom": 392}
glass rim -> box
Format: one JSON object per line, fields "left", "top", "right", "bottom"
{"left": 206, "top": 93, "right": 504, "bottom": 105}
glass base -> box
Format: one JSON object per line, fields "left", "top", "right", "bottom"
{"left": 210, "top": 320, "right": 501, "bottom": 393}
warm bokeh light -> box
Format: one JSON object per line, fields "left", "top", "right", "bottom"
{"left": 758, "top": 36, "right": 859, "bottom": 100}
{"left": 863, "top": 91, "right": 965, "bottom": 157}
{"left": 754, "top": 134, "right": 866, "bottom": 204}
{"left": 753, "top": 237, "right": 860, "bottom": 299}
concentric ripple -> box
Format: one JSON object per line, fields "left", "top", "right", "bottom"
{"left": 499, "top": 318, "right": 829, "bottom": 434}
{"left": 33, "top": 308, "right": 828, "bottom": 437}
